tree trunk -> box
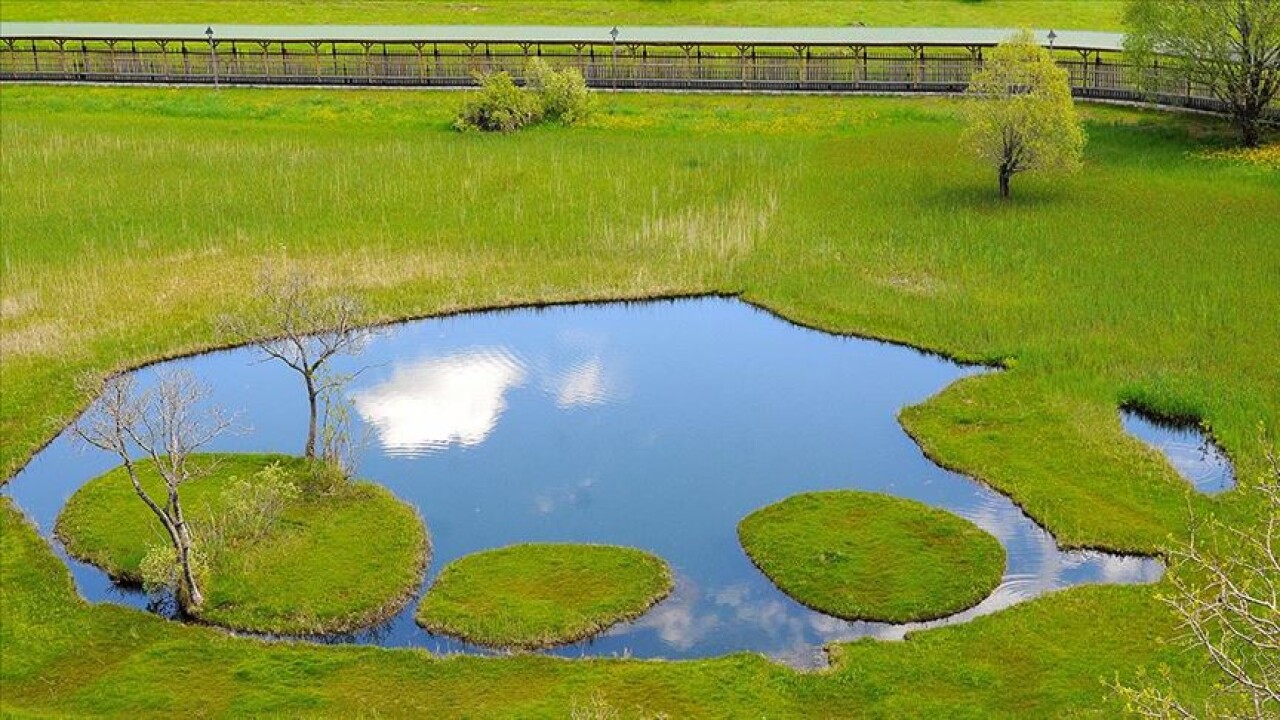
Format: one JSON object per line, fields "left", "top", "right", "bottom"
{"left": 1239, "top": 113, "right": 1261, "bottom": 148}
{"left": 123, "top": 458, "right": 201, "bottom": 608}
{"left": 176, "top": 531, "right": 204, "bottom": 609}
{"left": 304, "top": 374, "right": 318, "bottom": 459}
{"left": 999, "top": 169, "right": 1012, "bottom": 199}
{"left": 169, "top": 489, "right": 203, "bottom": 609}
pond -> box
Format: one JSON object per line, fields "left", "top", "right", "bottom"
{"left": 7, "top": 298, "right": 1166, "bottom": 668}
{"left": 1121, "top": 410, "right": 1235, "bottom": 494}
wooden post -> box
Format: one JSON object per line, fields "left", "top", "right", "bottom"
{"left": 157, "top": 39, "right": 169, "bottom": 80}
{"left": 259, "top": 40, "right": 270, "bottom": 79}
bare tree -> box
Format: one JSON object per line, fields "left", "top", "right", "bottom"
{"left": 1117, "top": 433, "right": 1280, "bottom": 718}
{"left": 1126, "top": 0, "right": 1280, "bottom": 147}
{"left": 221, "top": 270, "right": 371, "bottom": 460}
{"left": 73, "top": 370, "right": 232, "bottom": 610}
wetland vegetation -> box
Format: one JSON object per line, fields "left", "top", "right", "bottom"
{"left": 1, "top": 72, "right": 1277, "bottom": 716}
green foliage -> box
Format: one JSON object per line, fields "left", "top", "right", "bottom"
{"left": 138, "top": 543, "right": 178, "bottom": 593}
{"left": 454, "top": 71, "right": 544, "bottom": 133}
{"left": 219, "top": 461, "right": 300, "bottom": 544}
{"left": 738, "top": 491, "right": 1005, "bottom": 622}
{"left": 416, "top": 544, "right": 672, "bottom": 648}
{"left": 963, "top": 29, "right": 1086, "bottom": 196}
{"left": 56, "top": 454, "right": 428, "bottom": 634}
{"left": 527, "top": 57, "right": 595, "bottom": 126}
{"left": 300, "top": 456, "right": 351, "bottom": 497}
{"left": 1124, "top": 0, "right": 1280, "bottom": 147}
{"left": 455, "top": 62, "right": 594, "bottom": 132}
{"left": 138, "top": 543, "right": 210, "bottom": 595}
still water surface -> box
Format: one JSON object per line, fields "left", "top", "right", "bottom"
{"left": 7, "top": 299, "right": 1167, "bottom": 667}
{"left": 1121, "top": 411, "right": 1234, "bottom": 494}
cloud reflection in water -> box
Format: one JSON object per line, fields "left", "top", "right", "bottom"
{"left": 351, "top": 348, "right": 527, "bottom": 457}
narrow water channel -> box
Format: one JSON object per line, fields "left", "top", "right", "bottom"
{"left": 6, "top": 299, "right": 1167, "bottom": 667}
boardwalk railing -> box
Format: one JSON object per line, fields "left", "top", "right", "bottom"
{"left": 0, "top": 24, "right": 1273, "bottom": 119}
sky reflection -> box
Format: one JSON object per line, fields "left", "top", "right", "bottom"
{"left": 4, "top": 299, "right": 1177, "bottom": 667}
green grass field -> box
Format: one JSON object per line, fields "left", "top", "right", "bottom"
{"left": 55, "top": 454, "right": 430, "bottom": 634}
{"left": 417, "top": 543, "right": 672, "bottom": 649}
{"left": 0, "top": 1, "right": 1127, "bottom": 29}
{"left": 1, "top": 85, "right": 1277, "bottom": 716}
{"left": 738, "top": 491, "right": 1005, "bottom": 623}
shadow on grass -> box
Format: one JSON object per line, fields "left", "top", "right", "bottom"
{"left": 920, "top": 181, "right": 1073, "bottom": 211}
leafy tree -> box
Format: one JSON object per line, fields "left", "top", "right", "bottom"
{"left": 1126, "top": 0, "right": 1280, "bottom": 147}
{"left": 72, "top": 371, "right": 231, "bottom": 610}
{"left": 963, "top": 29, "right": 1086, "bottom": 198}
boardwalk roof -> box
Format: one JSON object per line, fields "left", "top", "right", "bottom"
{"left": 0, "top": 22, "right": 1125, "bottom": 51}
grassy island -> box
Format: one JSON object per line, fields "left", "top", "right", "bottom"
{"left": 55, "top": 454, "right": 429, "bottom": 635}
{"left": 739, "top": 491, "right": 1006, "bottom": 623}
{"left": 416, "top": 543, "right": 673, "bottom": 649}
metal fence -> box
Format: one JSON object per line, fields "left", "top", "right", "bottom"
{"left": 0, "top": 36, "right": 1267, "bottom": 117}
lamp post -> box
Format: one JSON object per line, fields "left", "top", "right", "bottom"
{"left": 206, "top": 26, "right": 219, "bottom": 88}
{"left": 1047, "top": 29, "right": 1057, "bottom": 51}
{"left": 610, "top": 26, "right": 619, "bottom": 90}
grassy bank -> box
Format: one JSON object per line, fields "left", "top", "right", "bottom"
{"left": 1, "top": 86, "right": 1276, "bottom": 716}
{"left": 1, "top": 500, "right": 1212, "bottom": 716}
{"left": 417, "top": 544, "right": 672, "bottom": 649}
{"left": 739, "top": 491, "right": 1005, "bottom": 623}
{"left": 0, "top": 1, "right": 1126, "bottom": 29}
{"left": 55, "top": 454, "right": 429, "bottom": 634}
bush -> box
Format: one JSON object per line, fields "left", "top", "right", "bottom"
{"left": 527, "top": 58, "right": 594, "bottom": 126}
{"left": 221, "top": 462, "right": 300, "bottom": 542}
{"left": 139, "top": 543, "right": 208, "bottom": 595}
{"left": 301, "top": 457, "right": 350, "bottom": 497}
{"left": 454, "top": 71, "right": 543, "bottom": 133}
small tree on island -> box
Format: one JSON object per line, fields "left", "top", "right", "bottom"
{"left": 963, "top": 29, "right": 1086, "bottom": 199}
{"left": 1125, "top": 0, "right": 1280, "bottom": 148}
{"left": 72, "top": 370, "right": 232, "bottom": 611}
{"left": 220, "top": 270, "right": 371, "bottom": 461}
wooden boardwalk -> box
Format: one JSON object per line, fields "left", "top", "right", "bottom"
{"left": 0, "top": 23, "right": 1252, "bottom": 116}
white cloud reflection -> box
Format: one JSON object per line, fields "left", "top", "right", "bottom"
{"left": 351, "top": 348, "right": 526, "bottom": 456}
{"left": 551, "top": 357, "right": 612, "bottom": 408}
{"left": 617, "top": 575, "right": 720, "bottom": 651}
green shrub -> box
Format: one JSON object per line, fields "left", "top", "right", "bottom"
{"left": 139, "top": 543, "right": 208, "bottom": 594}
{"left": 454, "top": 71, "right": 543, "bottom": 133}
{"left": 221, "top": 462, "right": 300, "bottom": 543}
{"left": 527, "top": 58, "right": 594, "bottom": 126}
